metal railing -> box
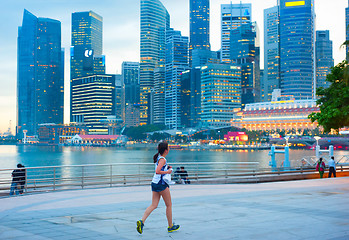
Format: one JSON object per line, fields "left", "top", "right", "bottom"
{"left": 1, "top": 160, "right": 349, "bottom": 197}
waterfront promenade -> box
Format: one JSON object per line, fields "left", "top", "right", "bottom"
{"left": 1, "top": 178, "right": 349, "bottom": 240}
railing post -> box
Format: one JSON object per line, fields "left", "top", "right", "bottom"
{"left": 81, "top": 166, "right": 84, "bottom": 189}
{"left": 110, "top": 165, "right": 113, "bottom": 187}
{"left": 53, "top": 167, "right": 56, "bottom": 191}
{"left": 25, "top": 168, "right": 28, "bottom": 193}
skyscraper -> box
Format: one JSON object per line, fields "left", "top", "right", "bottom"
{"left": 70, "top": 11, "right": 105, "bottom": 122}
{"left": 279, "top": 0, "right": 315, "bottom": 99}
{"left": 263, "top": 5, "right": 280, "bottom": 102}
{"left": 17, "top": 10, "right": 64, "bottom": 138}
{"left": 122, "top": 62, "right": 140, "bottom": 124}
{"left": 140, "top": 0, "right": 170, "bottom": 124}
{"left": 189, "top": 0, "right": 210, "bottom": 66}
{"left": 165, "top": 29, "right": 189, "bottom": 129}
{"left": 200, "top": 64, "right": 241, "bottom": 128}
{"left": 70, "top": 11, "right": 104, "bottom": 79}
{"left": 315, "top": 30, "right": 334, "bottom": 90}
{"left": 230, "top": 22, "right": 260, "bottom": 106}
{"left": 221, "top": 3, "right": 252, "bottom": 63}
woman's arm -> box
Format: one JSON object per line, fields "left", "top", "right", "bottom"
{"left": 156, "top": 158, "right": 172, "bottom": 175}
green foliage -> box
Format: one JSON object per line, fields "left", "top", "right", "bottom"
{"left": 124, "top": 124, "right": 166, "bottom": 141}
{"left": 309, "top": 61, "right": 349, "bottom": 133}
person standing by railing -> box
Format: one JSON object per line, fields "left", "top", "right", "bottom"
{"left": 9, "top": 164, "right": 25, "bottom": 196}
{"left": 328, "top": 156, "right": 336, "bottom": 178}
{"left": 137, "top": 141, "right": 180, "bottom": 234}
{"left": 316, "top": 158, "right": 326, "bottom": 178}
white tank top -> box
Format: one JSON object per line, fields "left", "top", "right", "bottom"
{"left": 152, "top": 155, "right": 171, "bottom": 184}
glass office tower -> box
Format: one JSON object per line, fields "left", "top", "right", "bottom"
{"left": 230, "top": 22, "right": 260, "bottom": 107}
{"left": 165, "top": 29, "right": 189, "bottom": 129}
{"left": 189, "top": 0, "right": 210, "bottom": 66}
{"left": 122, "top": 62, "right": 140, "bottom": 124}
{"left": 279, "top": 0, "right": 315, "bottom": 99}
{"left": 221, "top": 3, "right": 252, "bottom": 63}
{"left": 263, "top": 5, "right": 280, "bottom": 102}
{"left": 315, "top": 30, "right": 334, "bottom": 90}
{"left": 17, "top": 10, "right": 64, "bottom": 138}
{"left": 140, "top": 0, "right": 170, "bottom": 124}
{"left": 70, "top": 11, "right": 105, "bottom": 122}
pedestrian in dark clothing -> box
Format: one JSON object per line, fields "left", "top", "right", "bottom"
{"left": 178, "top": 166, "right": 190, "bottom": 184}
{"left": 328, "top": 156, "right": 336, "bottom": 178}
{"left": 10, "top": 164, "right": 26, "bottom": 196}
{"left": 316, "top": 158, "right": 325, "bottom": 178}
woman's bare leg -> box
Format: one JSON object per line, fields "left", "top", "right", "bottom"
{"left": 160, "top": 187, "right": 172, "bottom": 227}
{"left": 142, "top": 191, "right": 161, "bottom": 222}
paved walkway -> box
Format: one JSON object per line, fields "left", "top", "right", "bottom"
{"left": 0, "top": 178, "right": 349, "bottom": 240}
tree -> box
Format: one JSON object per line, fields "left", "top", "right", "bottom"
{"left": 309, "top": 61, "right": 349, "bottom": 133}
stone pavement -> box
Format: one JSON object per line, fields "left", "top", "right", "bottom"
{"left": 0, "top": 178, "right": 349, "bottom": 240}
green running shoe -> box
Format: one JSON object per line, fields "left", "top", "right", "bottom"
{"left": 137, "top": 219, "right": 144, "bottom": 234}
{"left": 168, "top": 224, "right": 180, "bottom": 233}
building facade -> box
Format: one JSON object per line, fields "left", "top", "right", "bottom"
{"left": 189, "top": 0, "right": 210, "bottom": 66}
{"left": 221, "top": 3, "right": 252, "bottom": 63}
{"left": 315, "top": 30, "right": 334, "bottom": 90}
{"left": 70, "top": 11, "right": 105, "bottom": 122}
{"left": 263, "top": 5, "right": 280, "bottom": 102}
{"left": 279, "top": 0, "right": 315, "bottom": 100}
{"left": 71, "top": 75, "right": 116, "bottom": 134}
{"left": 153, "top": 67, "right": 166, "bottom": 125}
{"left": 140, "top": 0, "right": 170, "bottom": 124}
{"left": 230, "top": 22, "right": 260, "bottom": 106}
{"left": 165, "top": 29, "right": 189, "bottom": 129}
{"left": 201, "top": 64, "right": 241, "bottom": 128}
{"left": 122, "top": 62, "right": 140, "bottom": 125}
{"left": 232, "top": 96, "right": 319, "bottom": 131}
{"left": 70, "top": 11, "right": 104, "bottom": 79}
{"left": 17, "top": 10, "right": 64, "bottom": 138}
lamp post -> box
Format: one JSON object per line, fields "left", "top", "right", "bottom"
{"left": 283, "top": 136, "right": 290, "bottom": 168}
{"left": 314, "top": 136, "right": 321, "bottom": 160}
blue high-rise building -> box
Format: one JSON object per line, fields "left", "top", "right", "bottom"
{"left": 221, "top": 3, "right": 252, "bottom": 63}
{"left": 70, "top": 11, "right": 105, "bottom": 122}
{"left": 189, "top": 0, "right": 210, "bottom": 66}
{"left": 165, "top": 29, "right": 189, "bottom": 129}
{"left": 315, "top": 30, "right": 334, "bottom": 90}
{"left": 140, "top": 0, "right": 170, "bottom": 124}
{"left": 279, "top": 0, "right": 315, "bottom": 99}
{"left": 122, "top": 62, "right": 140, "bottom": 124}
{"left": 70, "top": 11, "right": 104, "bottom": 80}
{"left": 263, "top": 5, "right": 280, "bottom": 102}
{"left": 17, "top": 10, "right": 64, "bottom": 138}
{"left": 230, "top": 22, "right": 260, "bottom": 106}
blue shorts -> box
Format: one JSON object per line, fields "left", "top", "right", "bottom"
{"left": 151, "top": 182, "right": 169, "bottom": 192}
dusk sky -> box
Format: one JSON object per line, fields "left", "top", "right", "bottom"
{"left": 0, "top": 0, "right": 347, "bottom": 134}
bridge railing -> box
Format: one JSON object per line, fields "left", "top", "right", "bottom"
{"left": 0, "top": 162, "right": 259, "bottom": 195}
{"left": 1, "top": 160, "right": 348, "bottom": 197}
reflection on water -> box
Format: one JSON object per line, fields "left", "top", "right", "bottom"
{"left": 0, "top": 145, "right": 347, "bottom": 170}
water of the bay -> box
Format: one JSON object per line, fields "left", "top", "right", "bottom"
{"left": 1, "top": 144, "right": 345, "bottom": 170}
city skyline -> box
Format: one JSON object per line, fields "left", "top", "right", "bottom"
{"left": 0, "top": 0, "right": 347, "bottom": 133}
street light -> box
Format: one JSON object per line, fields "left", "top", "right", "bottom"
{"left": 284, "top": 136, "right": 290, "bottom": 146}
{"left": 314, "top": 136, "right": 321, "bottom": 146}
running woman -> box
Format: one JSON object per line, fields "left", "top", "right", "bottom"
{"left": 137, "top": 141, "right": 180, "bottom": 234}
